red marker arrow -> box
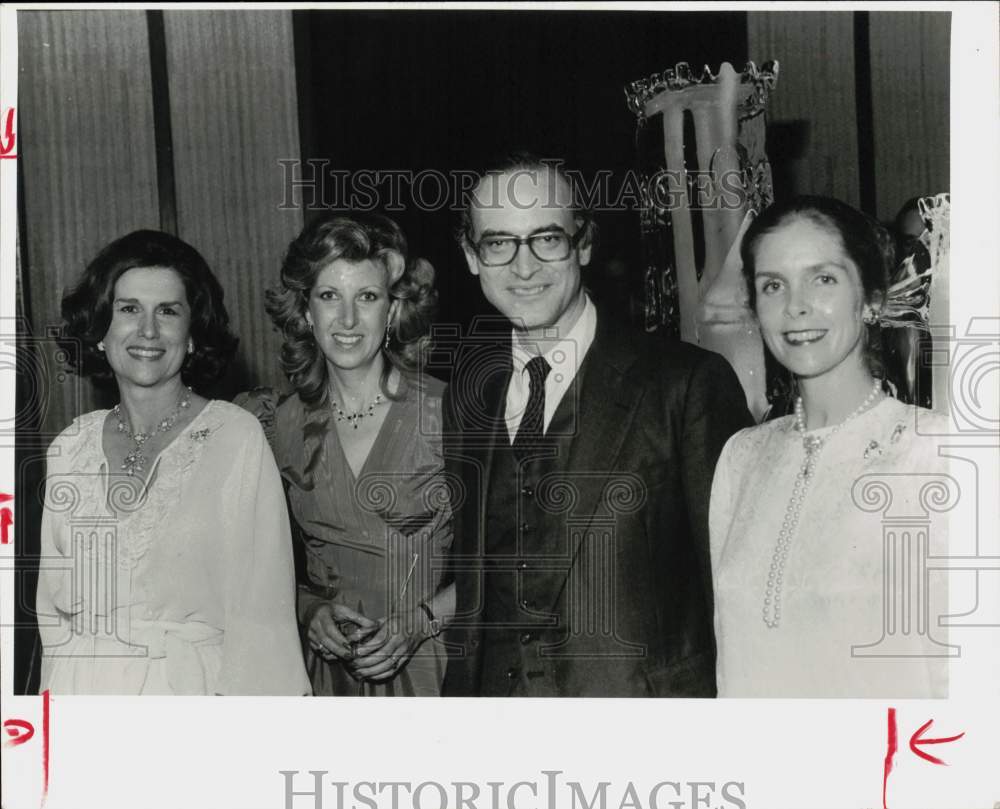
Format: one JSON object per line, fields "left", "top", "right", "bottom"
{"left": 909, "top": 718, "right": 965, "bottom": 765}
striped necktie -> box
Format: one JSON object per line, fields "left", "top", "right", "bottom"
{"left": 512, "top": 355, "right": 551, "bottom": 460}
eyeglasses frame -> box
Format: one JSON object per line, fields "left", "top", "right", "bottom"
{"left": 471, "top": 227, "right": 587, "bottom": 267}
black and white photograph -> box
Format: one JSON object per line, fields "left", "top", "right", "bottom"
{"left": 1, "top": 3, "right": 997, "bottom": 809}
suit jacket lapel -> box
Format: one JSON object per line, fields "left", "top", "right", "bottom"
{"left": 473, "top": 343, "right": 512, "bottom": 541}
{"left": 562, "top": 314, "right": 644, "bottom": 564}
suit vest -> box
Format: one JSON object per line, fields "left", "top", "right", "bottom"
{"left": 478, "top": 365, "right": 585, "bottom": 696}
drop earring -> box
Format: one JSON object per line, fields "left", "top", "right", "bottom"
{"left": 384, "top": 303, "right": 397, "bottom": 351}
{"left": 97, "top": 341, "right": 105, "bottom": 352}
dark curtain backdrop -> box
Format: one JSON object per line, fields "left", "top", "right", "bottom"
{"left": 749, "top": 10, "right": 949, "bottom": 220}
{"left": 296, "top": 10, "right": 750, "bottom": 337}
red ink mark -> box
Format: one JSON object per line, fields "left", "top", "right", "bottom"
{"left": 2, "top": 691, "right": 50, "bottom": 807}
{"left": 3, "top": 718, "right": 35, "bottom": 746}
{"left": 883, "top": 707, "right": 898, "bottom": 809}
{"left": 909, "top": 718, "right": 965, "bottom": 766}
{"left": 1, "top": 493, "right": 13, "bottom": 545}
{"left": 0, "top": 107, "right": 16, "bottom": 158}
{"left": 42, "top": 689, "right": 50, "bottom": 805}
{"left": 1, "top": 508, "right": 12, "bottom": 545}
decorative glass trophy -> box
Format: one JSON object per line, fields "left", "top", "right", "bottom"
{"left": 881, "top": 193, "right": 949, "bottom": 410}
{"left": 626, "top": 61, "right": 779, "bottom": 421}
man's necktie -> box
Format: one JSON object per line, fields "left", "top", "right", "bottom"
{"left": 512, "top": 355, "right": 551, "bottom": 461}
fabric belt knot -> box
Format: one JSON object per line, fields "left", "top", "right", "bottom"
{"left": 129, "top": 619, "right": 223, "bottom": 694}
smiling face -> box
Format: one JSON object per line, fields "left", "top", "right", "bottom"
{"left": 102, "top": 266, "right": 192, "bottom": 390}
{"left": 463, "top": 168, "right": 591, "bottom": 339}
{"left": 306, "top": 258, "right": 395, "bottom": 374}
{"left": 752, "top": 215, "right": 872, "bottom": 382}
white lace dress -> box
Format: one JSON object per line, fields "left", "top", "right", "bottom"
{"left": 36, "top": 400, "right": 311, "bottom": 695}
{"left": 710, "top": 397, "right": 952, "bottom": 698}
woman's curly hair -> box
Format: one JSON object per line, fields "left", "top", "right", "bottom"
{"left": 59, "top": 230, "right": 238, "bottom": 390}
{"left": 266, "top": 212, "right": 439, "bottom": 406}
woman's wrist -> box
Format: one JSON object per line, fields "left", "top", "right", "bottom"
{"left": 416, "top": 600, "right": 442, "bottom": 639}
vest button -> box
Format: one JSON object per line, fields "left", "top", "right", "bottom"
{"left": 519, "top": 598, "right": 533, "bottom": 611}
{"left": 520, "top": 523, "right": 532, "bottom": 534}
{"left": 517, "top": 559, "right": 528, "bottom": 571}
{"left": 520, "top": 485, "right": 534, "bottom": 498}
{"left": 506, "top": 667, "right": 519, "bottom": 680}
{"left": 519, "top": 632, "right": 533, "bottom": 645}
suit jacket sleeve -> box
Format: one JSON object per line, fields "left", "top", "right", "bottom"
{"left": 440, "top": 383, "right": 460, "bottom": 590}
{"left": 679, "top": 352, "right": 755, "bottom": 618}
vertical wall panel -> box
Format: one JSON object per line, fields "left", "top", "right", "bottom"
{"left": 18, "top": 11, "right": 160, "bottom": 437}
{"left": 748, "top": 11, "right": 860, "bottom": 207}
{"left": 164, "top": 10, "right": 302, "bottom": 394}
{"left": 870, "top": 12, "right": 950, "bottom": 222}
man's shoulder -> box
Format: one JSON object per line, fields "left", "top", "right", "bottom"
{"left": 591, "top": 312, "right": 729, "bottom": 380}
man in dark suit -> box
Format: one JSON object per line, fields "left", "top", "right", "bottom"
{"left": 439, "top": 154, "right": 753, "bottom": 696}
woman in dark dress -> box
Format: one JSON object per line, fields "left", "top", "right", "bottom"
{"left": 239, "top": 212, "right": 453, "bottom": 696}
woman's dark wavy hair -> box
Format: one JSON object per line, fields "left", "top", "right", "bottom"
{"left": 266, "top": 212, "right": 438, "bottom": 407}
{"left": 59, "top": 230, "right": 238, "bottom": 390}
{"left": 740, "top": 195, "right": 895, "bottom": 395}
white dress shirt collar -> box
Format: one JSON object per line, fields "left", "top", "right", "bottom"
{"left": 505, "top": 294, "right": 598, "bottom": 441}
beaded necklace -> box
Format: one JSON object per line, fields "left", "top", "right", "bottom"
{"left": 762, "top": 378, "right": 883, "bottom": 629}
{"left": 330, "top": 392, "right": 384, "bottom": 429}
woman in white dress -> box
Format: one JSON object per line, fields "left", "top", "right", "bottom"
{"left": 710, "top": 196, "right": 950, "bottom": 698}
{"left": 37, "top": 230, "right": 311, "bottom": 695}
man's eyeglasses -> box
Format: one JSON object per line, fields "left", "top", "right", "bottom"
{"left": 471, "top": 229, "right": 584, "bottom": 267}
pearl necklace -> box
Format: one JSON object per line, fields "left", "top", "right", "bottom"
{"left": 114, "top": 386, "right": 192, "bottom": 476}
{"left": 330, "top": 392, "right": 384, "bottom": 429}
{"left": 762, "top": 378, "right": 883, "bottom": 629}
